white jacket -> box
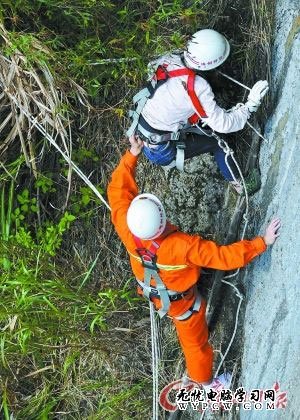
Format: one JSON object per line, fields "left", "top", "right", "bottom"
{"left": 141, "top": 54, "right": 250, "bottom": 133}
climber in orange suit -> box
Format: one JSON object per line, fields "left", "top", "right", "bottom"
{"left": 107, "top": 134, "right": 281, "bottom": 387}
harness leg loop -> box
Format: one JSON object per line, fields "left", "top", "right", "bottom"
{"left": 175, "top": 141, "right": 186, "bottom": 171}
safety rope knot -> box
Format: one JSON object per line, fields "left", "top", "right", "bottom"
{"left": 242, "top": 213, "right": 249, "bottom": 223}
{"left": 212, "top": 132, "right": 230, "bottom": 153}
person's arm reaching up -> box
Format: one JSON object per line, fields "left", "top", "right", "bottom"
{"left": 107, "top": 136, "right": 143, "bottom": 242}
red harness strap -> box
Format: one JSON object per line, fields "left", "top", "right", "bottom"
{"left": 133, "top": 222, "right": 177, "bottom": 268}
{"left": 132, "top": 224, "right": 199, "bottom": 319}
{"left": 133, "top": 235, "right": 160, "bottom": 267}
{"left": 155, "top": 65, "right": 207, "bottom": 124}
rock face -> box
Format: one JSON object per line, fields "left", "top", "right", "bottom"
{"left": 163, "top": 155, "right": 225, "bottom": 236}
{"left": 138, "top": 152, "right": 226, "bottom": 237}
{"left": 240, "top": 1, "right": 300, "bottom": 418}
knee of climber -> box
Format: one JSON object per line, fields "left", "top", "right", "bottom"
{"left": 173, "top": 303, "right": 214, "bottom": 383}
{"left": 214, "top": 149, "right": 239, "bottom": 181}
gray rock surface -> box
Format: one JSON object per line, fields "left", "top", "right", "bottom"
{"left": 240, "top": 1, "right": 300, "bottom": 418}
{"left": 163, "top": 155, "right": 225, "bottom": 235}
{"left": 138, "top": 153, "right": 226, "bottom": 237}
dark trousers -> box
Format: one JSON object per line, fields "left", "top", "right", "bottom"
{"left": 183, "top": 133, "right": 239, "bottom": 181}
{"left": 141, "top": 117, "right": 240, "bottom": 181}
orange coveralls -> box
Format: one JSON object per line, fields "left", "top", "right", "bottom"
{"left": 107, "top": 150, "right": 267, "bottom": 382}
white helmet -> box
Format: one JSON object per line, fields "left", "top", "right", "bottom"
{"left": 127, "top": 193, "right": 166, "bottom": 240}
{"left": 184, "top": 29, "right": 230, "bottom": 71}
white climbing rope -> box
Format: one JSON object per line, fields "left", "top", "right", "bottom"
{"left": 89, "top": 57, "right": 139, "bottom": 65}
{"left": 214, "top": 281, "right": 243, "bottom": 378}
{"left": 195, "top": 125, "right": 250, "bottom": 224}
{"left": 210, "top": 132, "right": 249, "bottom": 387}
{"left": 246, "top": 120, "right": 269, "bottom": 143}
{"left": 149, "top": 301, "right": 160, "bottom": 420}
{"left": 209, "top": 130, "right": 250, "bottom": 279}
{"left": 198, "top": 131, "right": 250, "bottom": 420}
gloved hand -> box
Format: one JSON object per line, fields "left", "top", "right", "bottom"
{"left": 245, "top": 80, "right": 269, "bottom": 112}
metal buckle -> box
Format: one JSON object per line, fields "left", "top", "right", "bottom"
{"left": 149, "top": 134, "right": 161, "bottom": 145}
{"left": 136, "top": 247, "right": 159, "bottom": 270}
{"left": 176, "top": 141, "right": 186, "bottom": 149}
{"left": 169, "top": 293, "right": 183, "bottom": 302}
{"left": 149, "top": 288, "right": 160, "bottom": 298}
{"left": 149, "top": 290, "right": 183, "bottom": 301}
{"left": 171, "top": 131, "right": 181, "bottom": 141}
{"left": 141, "top": 259, "right": 158, "bottom": 270}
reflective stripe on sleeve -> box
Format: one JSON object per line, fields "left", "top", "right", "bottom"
{"left": 128, "top": 250, "right": 188, "bottom": 271}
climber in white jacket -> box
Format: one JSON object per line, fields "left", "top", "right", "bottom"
{"left": 130, "top": 29, "right": 269, "bottom": 194}
{"left": 142, "top": 54, "right": 250, "bottom": 134}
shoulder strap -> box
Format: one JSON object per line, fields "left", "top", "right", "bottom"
{"left": 133, "top": 223, "right": 178, "bottom": 319}
{"left": 186, "top": 71, "right": 207, "bottom": 119}
{"left": 133, "top": 222, "right": 177, "bottom": 259}
{"left": 133, "top": 235, "right": 160, "bottom": 259}
{"left": 155, "top": 66, "right": 207, "bottom": 120}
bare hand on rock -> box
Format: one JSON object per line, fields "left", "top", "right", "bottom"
{"left": 263, "top": 217, "right": 281, "bottom": 245}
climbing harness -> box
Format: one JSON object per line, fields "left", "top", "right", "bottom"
{"left": 127, "top": 58, "right": 208, "bottom": 171}
{"left": 132, "top": 228, "right": 202, "bottom": 419}
{"left": 136, "top": 114, "right": 187, "bottom": 171}
{"left": 133, "top": 233, "right": 201, "bottom": 320}
{"left": 127, "top": 61, "right": 207, "bottom": 137}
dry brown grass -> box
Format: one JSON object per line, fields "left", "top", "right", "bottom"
{"left": 0, "top": 24, "right": 90, "bottom": 209}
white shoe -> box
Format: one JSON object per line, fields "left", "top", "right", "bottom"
{"left": 229, "top": 180, "right": 243, "bottom": 195}
{"left": 203, "top": 372, "right": 232, "bottom": 392}
{"left": 229, "top": 169, "right": 261, "bottom": 196}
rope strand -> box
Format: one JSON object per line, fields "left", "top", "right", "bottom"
{"left": 150, "top": 302, "right": 159, "bottom": 420}
{"left": 199, "top": 132, "right": 249, "bottom": 420}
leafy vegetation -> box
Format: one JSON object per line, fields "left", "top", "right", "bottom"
{"left": 0, "top": 0, "right": 274, "bottom": 418}
{"left": 0, "top": 0, "right": 206, "bottom": 98}
{"left": 0, "top": 164, "right": 143, "bottom": 418}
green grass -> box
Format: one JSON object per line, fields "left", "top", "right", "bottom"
{"left": 0, "top": 0, "right": 206, "bottom": 98}
{"left": 0, "top": 163, "right": 144, "bottom": 418}
{"left": 0, "top": 0, "right": 275, "bottom": 417}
